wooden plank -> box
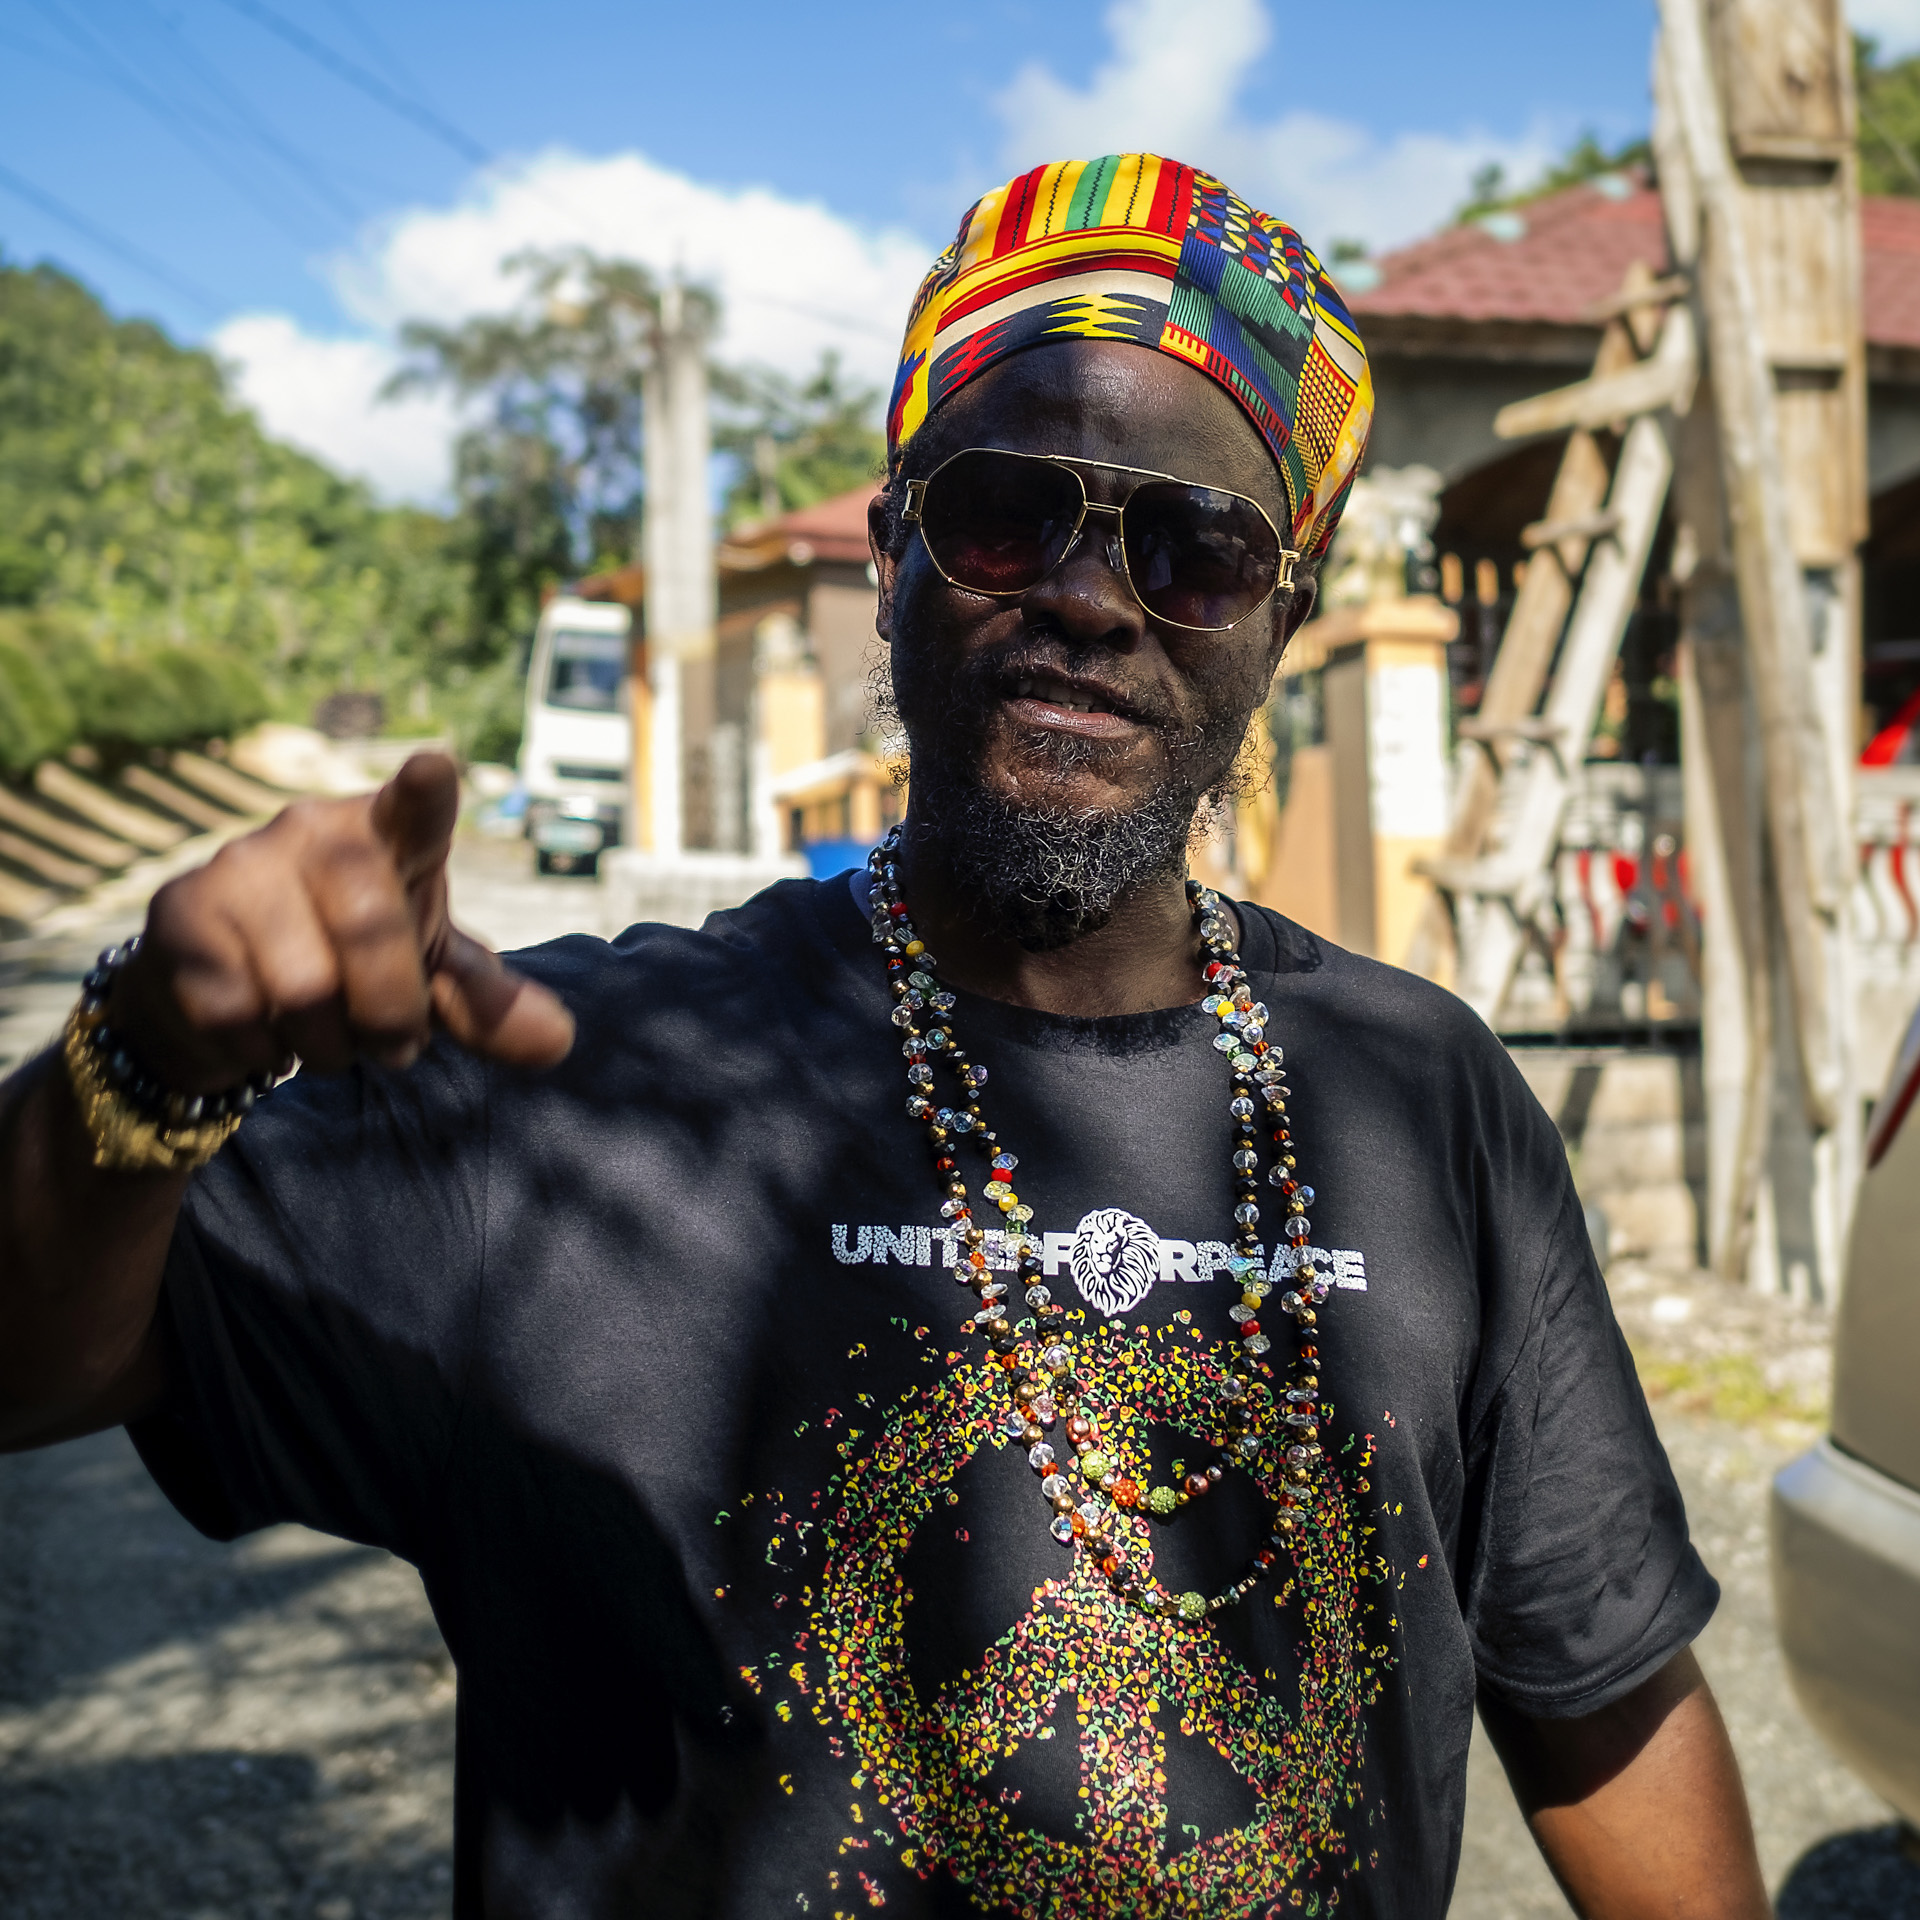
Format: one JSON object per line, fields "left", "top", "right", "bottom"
{"left": 1739, "top": 179, "right": 1855, "bottom": 368}
{"left": 1469, "top": 334, "right": 1638, "bottom": 753}
{"left": 1492, "top": 320, "right": 1697, "bottom": 440}
{"left": 1401, "top": 311, "right": 1644, "bottom": 982}
{"left": 1773, "top": 377, "right": 1857, "bottom": 565}
{"left": 1454, "top": 717, "right": 1567, "bottom": 747}
{"left": 0, "top": 785, "right": 135, "bottom": 868}
{"left": 0, "top": 827, "right": 97, "bottom": 889}
{"left": 1577, "top": 274, "right": 1691, "bottom": 323}
{"left": 34, "top": 762, "right": 188, "bottom": 853}
{"left": 118, "top": 764, "right": 237, "bottom": 832}
{"left": 169, "top": 751, "right": 288, "bottom": 816}
{"left": 1683, "top": 597, "right": 1777, "bottom": 1285}
{"left": 1711, "top": 0, "right": 1848, "bottom": 149}
{"left": 1661, "top": 0, "right": 1846, "bottom": 1128}
{"left": 1446, "top": 414, "right": 1676, "bottom": 1019}
{"left": 1521, "top": 510, "right": 1620, "bottom": 550}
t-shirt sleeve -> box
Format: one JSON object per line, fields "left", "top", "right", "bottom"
{"left": 1459, "top": 1090, "right": 1719, "bottom": 1719}
{"left": 128, "top": 1044, "right": 490, "bottom": 1562}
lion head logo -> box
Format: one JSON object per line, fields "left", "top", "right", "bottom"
{"left": 1069, "top": 1206, "right": 1161, "bottom": 1317}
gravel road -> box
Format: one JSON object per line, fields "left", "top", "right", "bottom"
{"left": 3, "top": 833, "right": 1918, "bottom": 1916}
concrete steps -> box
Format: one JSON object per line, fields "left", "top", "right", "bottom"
{"left": 0, "top": 753, "right": 291, "bottom": 934}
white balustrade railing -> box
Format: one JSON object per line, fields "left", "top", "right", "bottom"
{"left": 1492, "top": 763, "right": 1700, "bottom": 1035}
{"left": 1486, "top": 763, "right": 1920, "bottom": 1078}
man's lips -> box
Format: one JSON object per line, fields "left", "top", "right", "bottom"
{"left": 999, "top": 672, "right": 1150, "bottom": 739}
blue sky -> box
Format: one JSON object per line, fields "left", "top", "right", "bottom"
{"left": 0, "top": 0, "right": 1781, "bottom": 499}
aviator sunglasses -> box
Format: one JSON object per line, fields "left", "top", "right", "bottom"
{"left": 901, "top": 447, "right": 1300, "bottom": 635}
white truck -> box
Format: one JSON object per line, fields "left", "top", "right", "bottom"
{"left": 517, "top": 596, "right": 632, "bottom": 875}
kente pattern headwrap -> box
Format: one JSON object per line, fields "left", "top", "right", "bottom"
{"left": 887, "top": 153, "right": 1373, "bottom": 562}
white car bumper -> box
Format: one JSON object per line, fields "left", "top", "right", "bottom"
{"left": 1772, "top": 1436, "right": 1920, "bottom": 1822}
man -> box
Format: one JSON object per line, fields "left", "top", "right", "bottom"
{"left": 0, "top": 155, "right": 1766, "bottom": 1918}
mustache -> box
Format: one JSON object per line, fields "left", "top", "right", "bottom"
{"left": 949, "top": 637, "right": 1184, "bottom": 736}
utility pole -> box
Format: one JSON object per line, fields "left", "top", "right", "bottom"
{"left": 1657, "top": 0, "right": 1866, "bottom": 1297}
{"left": 633, "top": 280, "right": 716, "bottom": 858}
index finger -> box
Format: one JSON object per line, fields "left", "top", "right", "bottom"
{"left": 369, "top": 752, "right": 461, "bottom": 885}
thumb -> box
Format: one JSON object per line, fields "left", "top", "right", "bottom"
{"left": 370, "top": 751, "right": 461, "bottom": 884}
{"left": 428, "top": 927, "right": 576, "bottom": 1068}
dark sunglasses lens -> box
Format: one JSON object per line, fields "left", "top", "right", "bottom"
{"left": 1123, "top": 482, "right": 1281, "bottom": 629}
{"left": 919, "top": 451, "right": 1082, "bottom": 595}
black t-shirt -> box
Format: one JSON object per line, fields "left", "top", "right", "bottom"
{"left": 132, "top": 876, "right": 1714, "bottom": 1920}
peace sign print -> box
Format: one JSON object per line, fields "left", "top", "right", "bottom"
{"left": 745, "top": 1318, "right": 1391, "bottom": 1918}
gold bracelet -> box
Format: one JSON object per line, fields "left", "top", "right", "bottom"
{"left": 63, "top": 1003, "right": 247, "bottom": 1175}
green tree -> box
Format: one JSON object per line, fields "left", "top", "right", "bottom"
{"left": 1456, "top": 132, "right": 1653, "bottom": 223}
{"left": 713, "top": 353, "right": 886, "bottom": 528}
{"left": 0, "top": 256, "right": 474, "bottom": 752}
{"left": 0, "top": 618, "right": 75, "bottom": 776}
{"left": 389, "top": 249, "right": 710, "bottom": 646}
{"left": 1858, "top": 36, "right": 1920, "bottom": 196}
{"left": 1459, "top": 42, "right": 1920, "bottom": 227}
{"left": 390, "top": 248, "right": 887, "bottom": 578}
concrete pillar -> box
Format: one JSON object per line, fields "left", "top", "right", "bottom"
{"left": 1317, "top": 605, "right": 1453, "bottom": 967}
{"left": 638, "top": 282, "right": 715, "bottom": 856}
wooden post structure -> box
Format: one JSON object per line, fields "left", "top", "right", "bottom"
{"left": 1656, "top": 0, "right": 1866, "bottom": 1297}
{"left": 1414, "top": 295, "right": 1696, "bottom": 1025}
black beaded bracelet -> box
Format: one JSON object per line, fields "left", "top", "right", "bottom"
{"left": 77, "top": 936, "right": 279, "bottom": 1127}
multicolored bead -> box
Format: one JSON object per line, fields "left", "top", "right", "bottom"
{"left": 866, "top": 838, "right": 1334, "bottom": 1626}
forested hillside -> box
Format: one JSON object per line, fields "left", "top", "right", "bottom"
{"left": 0, "top": 258, "right": 500, "bottom": 770}
{"left": 0, "top": 252, "right": 887, "bottom": 777}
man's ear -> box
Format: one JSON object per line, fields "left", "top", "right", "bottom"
{"left": 1263, "top": 572, "right": 1318, "bottom": 682}
{"left": 869, "top": 496, "right": 898, "bottom": 645}
{"left": 1280, "top": 571, "right": 1318, "bottom": 644}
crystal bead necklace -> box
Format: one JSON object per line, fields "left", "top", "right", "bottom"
{"left": 865, "top": 827, "right": 1334, "bottom": 1625}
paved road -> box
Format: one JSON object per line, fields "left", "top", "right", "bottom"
{"left": 4, "top": 832, "right": 1919, "bottom": 1915}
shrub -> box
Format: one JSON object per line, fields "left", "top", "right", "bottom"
{"left": 0, "top": 637, "right": 75, "bottom": 775}
{"left": 148, "top": 649, "right": 269, "bottom": 743}
{"left": 60, "top": 645, "right": 268, "bottom": 758}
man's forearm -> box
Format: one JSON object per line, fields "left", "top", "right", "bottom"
{"left": 0, "top": 758, "right": 571, "bottom": 1455}
{"left": 1481, "top": 1648, "right": 1769, "bottom": 1919}
{"left": 0, "top": 1048, "right": 182, "bottom": 1449}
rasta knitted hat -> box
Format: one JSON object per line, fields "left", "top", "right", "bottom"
{"left": 886, "top": 153, "right": 1373, "bottom": 562}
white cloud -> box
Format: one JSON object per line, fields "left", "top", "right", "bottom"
{"left": 213, "top": 314, "right": 460, "bottom": 503}
{"left": 994, "top": 0, "right": 1558, "bottom": 254}
{"left": 1853, "top": 0, "right": 1920, "bottom": 57}
{"left": 217, "top": 0, "right": 1568, "bottom": 504}
{"left": 330, "top": 147, "right": 928, "bottom": 388}
{"left": 217, "top": 149, "right": 933, "bottom": 505}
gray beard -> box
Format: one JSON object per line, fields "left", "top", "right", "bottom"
{"left": 902, "top": 772, "right": 1209, "bottom": 952}
{"left": 871, "top": 639, "right": 1247, "bottom": 950}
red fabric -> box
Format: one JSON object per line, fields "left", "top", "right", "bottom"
{"left": 1863, "top": 687, "right": 1920, "bottom": 766}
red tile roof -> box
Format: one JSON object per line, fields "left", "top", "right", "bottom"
{"left": 1865, "top": 194, "right": 1920, "bottom": 354}
{"left": 1347, "top": 173, "right": 1920, "bottom": 354}
{"left": 723, "top": 483, "right": 879, "bottom": 568}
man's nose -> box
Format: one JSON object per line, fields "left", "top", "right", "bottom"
{"left": 1026, "top": 543, "right": 1141, "bottom": 639}
{"left": 1023, "top": 509, "right": 1142, "bottom": 645}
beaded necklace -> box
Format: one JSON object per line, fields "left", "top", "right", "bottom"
{"left": 865, "top": 827, "right": 1334, "bottom": 1626}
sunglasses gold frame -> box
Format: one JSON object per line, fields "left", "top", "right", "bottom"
{"left": 900, "top": 447, "right": 1300, "bottom": 634}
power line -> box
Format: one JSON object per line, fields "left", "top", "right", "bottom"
{"left": 210, "top": 0, "right": 491, "bottom": 167}
{"left": 0, "top": 158, "right": 224, "bottom": 315}
{"left": 733, "top": 288, "right": 896, "bottom": 341}
{"left": 318, "top": 0, "right": 439, "bottom": 115}
{"left": 196, "top": 2, "right": 896, "bottom": 355}
{"left": 124, "top": 0, "right": 362, "bottom": 227}
{"left": 29, "top": 0, "right": 325, "bottom": 251}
